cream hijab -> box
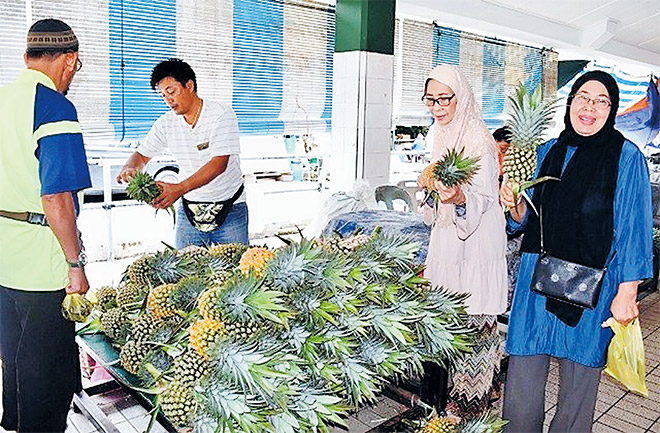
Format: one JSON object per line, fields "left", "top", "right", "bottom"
{"left": 426, "top": 65, "right": 497, "bottom": 226}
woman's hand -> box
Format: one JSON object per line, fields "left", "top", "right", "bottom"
{"left": 610, "top": 282, "right": 639, "bottom": 326}
{"left": 499, "top": 177, "right": 526, "bottom": 222}
{"left": 434, "top": 180, "right": 465, "bottom": 205}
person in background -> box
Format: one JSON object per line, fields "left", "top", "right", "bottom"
{"left": 500, "top": 70, "right": 652, "bottom": 432}
{"left": 421, "top": 65, "right": 508, "bottom": 419}
{"left": 0, "top": 19, "right": 91, "bottom": 432}
{"left": 117, "top": 58, "right": 248, "bottom": 248}
{"left": 493, "top": 126, "right": 512, "bottom": 181}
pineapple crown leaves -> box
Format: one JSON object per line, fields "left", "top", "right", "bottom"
{"left": 366, "top": 307, "right": 415, "bottom": 347}
{"left": 289, "top": 385, "right": 350, "bottom": 431}
{"left": 262, "top": 244, "right": 312, "bottom": 292}
{"left": 218, "top": 275, "right": 289, "bottom": 326}
{"left": 414, "top": 315, "right": 474, "bottom": 363}
{"left": 149, "top": 248, "right": 195, "bottom": 285}
{"left": 432, "top": 148, "right": 481, "bottom": 188}
{"left": 171, "top": 276, "right": 209, "bottom": 312}
{"left": 136, "top": 349, "right": 172, "bottom": 387}
{"left": 358, "top": 338, "right": 409, "bottom": 378}
{"left": 126, "top": 171, "right": 161, "bottom": 204}
{"left": 210, "top": 341, "right": 293, "bottom": 403}
{"left": 423, "top": 287, "right": 471, "bottom": 319}
{"left": 340, "top": 357, "right": 383, "bottom": 407}
{"left": 197, "top": 377, "right": 268, "bottom": 433}
{"left": 290, "top": 290, "right": 341, "bottom": 327}
{"left": 457, "top": 411, "right": 508, "bottom": 433}
{"left": 506, "top": 82, "right": 559, "bottom": 150}
{"left": 126, "top": 171, "right": 176, "bottom": 220}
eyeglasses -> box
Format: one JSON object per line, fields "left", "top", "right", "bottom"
{"left": 422, "top": 94, "right": 456, "bottom": 107}
{"left": 76, "top": 58, "right": 83, "bottom": 72}
{"left": 572, "top": 93, "right": 610, "bottom": 110}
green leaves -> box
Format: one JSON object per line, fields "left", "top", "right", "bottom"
{"left": 433, "top": 148, "right": 481, "bottom": 187}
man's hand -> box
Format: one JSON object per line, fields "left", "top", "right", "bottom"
{"left": 610, "top": 282, "right": 639, "bottom": 326}
{"left": 153, "top": 181, "right": 185, "bottom": 209}
{"left": 66, "top": 267, "right": 89, "bottom": 295}
{"left": 434, "top": 180, "right": 465, "bottom": 205}
{"left": 499, "top": 177, "right": 526, "bottom": 222}
{"left": 117, "top": 151, "right": 151, "bottom": 184}
{"left": 116, "top": 166, "right": 138, "bottom": 184}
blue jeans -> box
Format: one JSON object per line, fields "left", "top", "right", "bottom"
{"left": 175, "top": 201, "right": 249, "bottom": 248}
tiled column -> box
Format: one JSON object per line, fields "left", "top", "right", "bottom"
{"left": 330, "top": 0, "right": 396, "bottom": 192}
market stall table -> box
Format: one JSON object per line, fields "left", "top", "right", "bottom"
{"left": 75, "top": 334, "right": 177, "bottom": 433}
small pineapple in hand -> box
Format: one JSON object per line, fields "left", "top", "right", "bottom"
{"left": 419, "top": 148, "right": 480, "bottom": 205}
{"left": 126, "top": 171, "right": 175, "bottom": 221}
{"left": 502, "top": 82, "right": 559, "bottom": 210}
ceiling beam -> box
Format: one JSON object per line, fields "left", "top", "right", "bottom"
{"left": 581, "top": 18, "right": 618, "bottom": 49}
{"left": 397, "top": 0, "right": 659, "bottom": 70}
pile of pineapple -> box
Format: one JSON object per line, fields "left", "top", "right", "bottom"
{"left": 85, "top": 233, "right": 485, "bottom": 432}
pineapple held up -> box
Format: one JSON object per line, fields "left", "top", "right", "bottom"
{"left": 502, "top": 83, "right": 559, "bottom": 208}
{"left": 126, "top": 171, "right": 175, "bottom": 222}
{"left": 419, "top": 148, "right": 480, "bottom": 205}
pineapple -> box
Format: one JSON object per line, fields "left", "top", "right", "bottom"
{"left": 126, "top": 253, "right": 153, "bottom": 286}
{"left": 208, "top": 242, "right": 248, "bottom": 265}
{"left": 420, "top": 148, "right": 480, "bottom": 190}
{"left": 95, "top": 286, "right": 117, "bottom": 312}
{"left": 421, "top": 416, "right": 457, "bottom": 433}
{"left": 160, "top": 380, "right": 196, "bottom": 427}
{"left": 130, "top": 314, "right": 158, "bottom": 342}
{"left": 126, "top": 171, "right": 175, "bottom": 218}
{"left": 119, "top": 340, "right": 151, "bottom": 375}
{"left": 177, "top": 244, "right": 210, "bottom": 263}
{"left": 197, "top": 287, "right": 223, "bottom": 321}
{"left": 147, "top": 283, "right": 178, "bottom": 319}
{"left": 116, "top": 282, "right": 146, "bottom": 308}
{"left": 189, "top": 318, "right": 227, "bottom": 359}
{"left": 238, "top": 247, "right": 274, "bottom": 277}
{"left": 100, "top": 307, "right": 131, "bottom": 343}
{"left": 224, "top": 320, "right": 263, "bottom": 341}
{"left": 173, "top": 348, "right": 211, "bottom": 388}
{"left": 502, "top": 83, "right": 558, "bottom": 202}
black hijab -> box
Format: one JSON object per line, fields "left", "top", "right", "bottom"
{"left": 520, "top": 71, "right": 626, "bottom": 326}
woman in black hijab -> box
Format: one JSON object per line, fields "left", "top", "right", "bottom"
{"left": 499, "top": 71, "right": 653, "bottom": 432}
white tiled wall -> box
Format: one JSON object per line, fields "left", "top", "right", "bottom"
{"left": 330, "top": 51, "right": 394, "bottom": 192}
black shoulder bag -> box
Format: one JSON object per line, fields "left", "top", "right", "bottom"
{"left": 530, "top": 208, "right": 615, "bottom": 310}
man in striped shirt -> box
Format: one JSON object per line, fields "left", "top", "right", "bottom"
{"left": 118, "top": 58, "right": 248, "bottom": 247}
{"left": 0, "top": 19, "right": 91, "bottom": 432}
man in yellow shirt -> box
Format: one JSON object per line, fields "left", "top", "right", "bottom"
{"left": 0, "top": 19, "right": 91, "bottom": 432}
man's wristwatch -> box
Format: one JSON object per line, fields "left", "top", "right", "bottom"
{"left": 68, "top": 251, "right": 87, "bottom": 268}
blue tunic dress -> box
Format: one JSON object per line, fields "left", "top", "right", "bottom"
{"left": 506, "top": 138, "right": 653, "bottom": 368}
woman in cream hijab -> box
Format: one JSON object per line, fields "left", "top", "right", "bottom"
{"left": 421, "top": 65, "right": 508, "bottom": 418}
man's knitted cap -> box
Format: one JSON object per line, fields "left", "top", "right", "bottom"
{"left": 27, "top": 19, "right": 78, "bottom": 52}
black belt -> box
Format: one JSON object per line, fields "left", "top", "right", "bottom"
{"left": 0, "top": 210, "right": 48, "bottom": 226}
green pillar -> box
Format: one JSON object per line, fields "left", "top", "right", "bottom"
{"left": 336, "top": 0, "right": 396, "bottom": 54}
{"left": 330, "top": 0, "right": 397, "bottom": 191}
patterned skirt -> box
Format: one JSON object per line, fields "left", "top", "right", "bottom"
{"left": 448, "top": 314, "right": 502, "bottom": 419}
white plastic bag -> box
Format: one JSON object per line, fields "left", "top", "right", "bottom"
{"left": 303, "top": 180, "right": 371, "bottom": 238}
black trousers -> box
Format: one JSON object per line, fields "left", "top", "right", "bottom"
{"left": 0, "top": 285, "right": 81, "bottom": 433}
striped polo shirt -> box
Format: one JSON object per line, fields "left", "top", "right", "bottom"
{"left": 0, "top": 69, "right": 91, "bottom": 290}
{"left": 137, "top": 100, "right": 245, "bottom": 203}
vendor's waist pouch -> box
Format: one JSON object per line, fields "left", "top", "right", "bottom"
{"left": 181, "top": 184, "right": 244, "bottom": 232}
